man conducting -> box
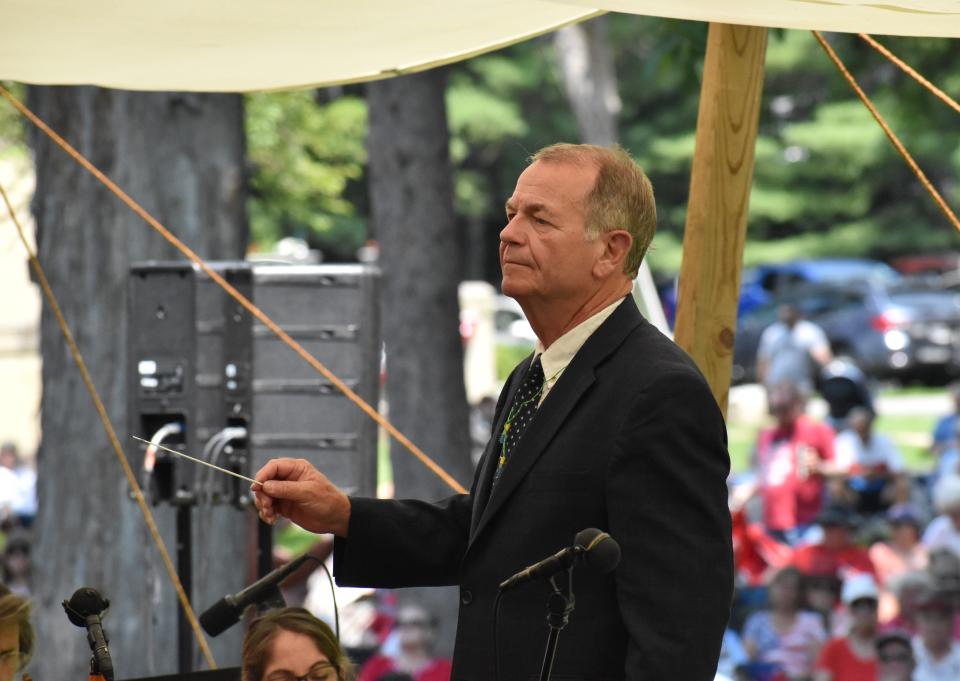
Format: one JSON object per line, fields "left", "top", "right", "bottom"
{"left": 254, "top": 144, "right": 733, "bottom": 680}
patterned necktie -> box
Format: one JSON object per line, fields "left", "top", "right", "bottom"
{"left": 492, "top": 355, "right": 545, "bottom": 488}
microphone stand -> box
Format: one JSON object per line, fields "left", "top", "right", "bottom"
{"left": 538, "top": 568, "right": 575, "bottom": 681}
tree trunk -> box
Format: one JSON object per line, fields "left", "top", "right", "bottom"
{"left": 27, "top": 87, "right": 248, "bottom": 678}
{"left": 554, "top": 16, "right": 622, "bottom": 148}
{"left": 366, "top": 70, "right": 472, "bottom": 655}
{"left": 554, "top": 18, "right": 671, "bottom": 334}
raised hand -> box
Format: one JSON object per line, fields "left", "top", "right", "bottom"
{"left": 252, "top": 458, "right": 351, "bottom": 537}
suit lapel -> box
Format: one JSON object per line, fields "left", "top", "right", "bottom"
{"left": 470, "top": 359, "right": 529, "bottom": 534}
{"left": 468, "top": 297, "right": 644, "bottom": 547}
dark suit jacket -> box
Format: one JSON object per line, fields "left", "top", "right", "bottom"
{"left": 334, "top": 297, "right": 733, "bottom": 680}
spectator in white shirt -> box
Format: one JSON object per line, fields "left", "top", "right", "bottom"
{"left": 923, "top": 476, "right": 960, "bottom": 559}
{"left": 757, "top": 303, "right": 833, "bottom": 393}
{"left": 912, "top": 591, "right": 960, "bottom": 681}
{"left": 0, "top": 443, "right": 36, "bottom": 527}
{"left": 833, "top": 408, "right": 909, "bottom": 512}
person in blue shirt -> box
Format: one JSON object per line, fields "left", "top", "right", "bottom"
{"left": 932, "top": 382, "right": 960, "bottom": 456}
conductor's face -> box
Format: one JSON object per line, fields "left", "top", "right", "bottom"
{"left": 500, "top": 160, "right": 602, "bottom": 307}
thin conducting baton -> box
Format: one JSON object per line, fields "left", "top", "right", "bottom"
{"left": 131, "top": 435, "right": 262, "bottom": 488}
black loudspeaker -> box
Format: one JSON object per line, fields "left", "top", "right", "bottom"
{"left": 250, "top": 264, "right": 380, "bottom": 496}
{"left": 127, "top": 262, "right": 253, "bottom": 505}
{"left": 127, "top": 262, "right": 380, "bottom": 502}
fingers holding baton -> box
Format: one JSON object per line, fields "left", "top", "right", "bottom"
{"left": 251, "top": 458, "right": 352, "bottom": 537}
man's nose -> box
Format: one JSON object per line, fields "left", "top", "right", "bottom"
{"left": 500, "top": 215, "right": 524, "bottom": 245}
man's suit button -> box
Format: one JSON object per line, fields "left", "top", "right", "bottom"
{"left": 460, "top": 589, "right": 473, "bottom": 605}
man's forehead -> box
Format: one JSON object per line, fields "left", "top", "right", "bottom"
{"left": 507, "top": 161, "right": 595, "bottom": 213}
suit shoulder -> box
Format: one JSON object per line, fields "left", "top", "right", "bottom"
{"left": 615, "top": 319, "right": 712, "bottom": 389}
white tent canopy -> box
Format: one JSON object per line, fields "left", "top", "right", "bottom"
{"left": 2, "top": 1, "right": 958, "bottom": 93}
{"left": 559, "top": 0, "right": 960, "bottom": 39}
{"left": 2, "top": 0, "right": 599, "bottom": 92}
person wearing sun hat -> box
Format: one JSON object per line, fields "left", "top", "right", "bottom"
{"left": 813, "top": 573, "right": 880, "bottom": 681}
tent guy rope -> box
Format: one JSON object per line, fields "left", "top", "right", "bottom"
{"left": 0, "top": 180, "right": 219, "bottom": 671}
{"left": 812, "top": 31, "right": 960, "bottom": 235}
{"left": 859, "top": 33, "right": 960, "bottom": 116}
{"left": 0, "top": 84, "right": 467, "bottom": 496}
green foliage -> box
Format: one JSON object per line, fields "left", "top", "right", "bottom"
{"left": 245, "top": 90, "right": 368, "bottom": 258}
{"left": 0, "top": 82, "right": 27, "bottom": 161}
{"left": 496, "top": 341, "right": 534, "bottom": 380}
{"left": 244, "top": 21, "right": 960, "bottom": 275}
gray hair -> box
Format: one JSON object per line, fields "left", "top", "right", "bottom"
{"left": 934, "top": 475, "right": 960, "bottom": 513}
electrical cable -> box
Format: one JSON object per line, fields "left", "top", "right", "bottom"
{"left": 143, "top": 422, "right": 183, "bottom": 505}
{"left": 311, "top": 556, "right": 341, "bottom": 641}
{"left": 193, "top": 426, "right": 250, "bottom": 669}
{"left": 195, "top": 427, "right": 246, "bottom": 503}
{"left": 141, "top": 421, "right": 184, "bottom": 670}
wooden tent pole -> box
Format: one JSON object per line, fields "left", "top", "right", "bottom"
{"left": 673, "top": 23, "right": 768, "bottom": 414}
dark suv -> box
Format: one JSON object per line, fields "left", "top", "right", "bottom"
{"left": 733, "top": 280, "right": 960, "bottom": 384}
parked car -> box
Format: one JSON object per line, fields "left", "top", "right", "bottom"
{"left": 732, "top": 279, "right": 960, "bottom": 385}
{"left": 889, "top": 252, "right": 960, "bottom": 277}
{"left": 738, "top": 258, "right": 901, "bottom": 318}
{"left": 659, "top": 257, "right": 900, "bottom": 328}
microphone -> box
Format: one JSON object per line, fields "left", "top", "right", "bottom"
{"left": 200, "top": 553, "right": 311, "bottom": 636}
{"left": 63, "top": 587, "right": 114, "bottom": 681}
{"left": 499, "top": 527, "right": 621, "bottom": 591}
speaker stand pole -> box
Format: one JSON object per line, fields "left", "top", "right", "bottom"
{"left": 175, "top": 492, "right": 195, "bottom": 674}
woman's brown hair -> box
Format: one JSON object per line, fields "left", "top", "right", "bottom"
{"left": 242, "top": 607, "right": 352, "bottom": 681}
{"left": 0, "top": 584, "right": 34, "bottom": 672}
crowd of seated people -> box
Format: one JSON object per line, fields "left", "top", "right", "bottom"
{"left": 724, "top": 376, "right": 960, "bottom": 680}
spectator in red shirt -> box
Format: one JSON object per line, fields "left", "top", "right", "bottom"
{"left": 357, "top": 605, "right": 452, "bottom": 681}
{"left": 752, "top": 381, "right": 835, "bottom": 545}
{"left": 814, "top": 573, "right": 880, "bottom": 681}
{"left": 792, "top": 505, "right": 877, "bottom": 580}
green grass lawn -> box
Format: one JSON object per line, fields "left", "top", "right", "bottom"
{"left": 496, "top": 341, "right": 535, "bottom": 380}
{"left": 727, "top": 386, "right": 944, "bottom": 474}
{"left": 874, "top": 411, "right": 937, "bottom": 471}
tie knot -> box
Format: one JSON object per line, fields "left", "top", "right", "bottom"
{"left": 527, "top": 355, "right": 544, "bottom": 384}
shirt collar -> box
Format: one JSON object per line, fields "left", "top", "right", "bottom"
{"left": 533, "top": 297, "right": 625, "bottom": 387}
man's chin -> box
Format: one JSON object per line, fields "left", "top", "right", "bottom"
{"left": 500, "top": 279, "right": 530, "bottom": 300}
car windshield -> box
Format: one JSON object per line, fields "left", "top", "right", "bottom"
{"left": 887, "top": 289, "right": 960, "bottom": 316}
{"left": 800, "top": 260, "right": 900, "bottom": 284}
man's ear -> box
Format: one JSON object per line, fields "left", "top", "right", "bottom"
{"left": 594, "top": 230, "right": 633, "bottom": 278}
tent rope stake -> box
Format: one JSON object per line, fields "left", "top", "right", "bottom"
{"left": 812, "top": 31, "right": 960, "bottom": 235}
{"left": 0, "top": 84, "right": 467, "bottom": 496}
{"left": 0, "top": 181, "right": 219, "bottom": 670}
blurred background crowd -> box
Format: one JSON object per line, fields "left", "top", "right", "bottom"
{"left": 713, "top": 257, "right": 960, "bottom": 681}
{"left": 5, "top": 253, "right": 960, "bottom": 680}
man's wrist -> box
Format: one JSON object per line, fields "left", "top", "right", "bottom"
{"left": 332, "top": 493, "right": 351, "bottom": 538}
